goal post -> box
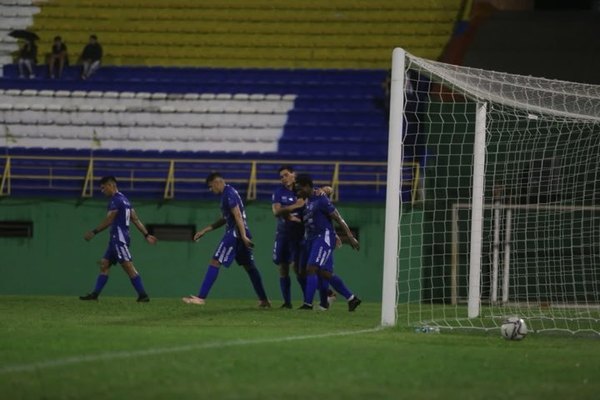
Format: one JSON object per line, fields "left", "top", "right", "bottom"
{"left": 381, "top": 48, "right": 405, "bottom": 327}
{"left": 384, "top": 47, "right": 600, "bottom": 335}
{"left": 467, "top": 101, "right": 487, "bottom": 319}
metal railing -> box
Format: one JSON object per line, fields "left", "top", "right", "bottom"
{"left": 0, "top": 154, "right": 420, "bottom": 202}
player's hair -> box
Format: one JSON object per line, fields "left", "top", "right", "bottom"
{"left": 90, "top": 34, "right": 98, "bottom": 40}
{"left": 295, "top": 173, "right": 313, "bottom": 188}
{"left": 99, "top": 176, "right": 117, "bottom": 185}
{"left": 278, "top": 165, "right": 295, "bottom": 173}
{"left": 205, "top": 172, "right": 223, "bottom": 185}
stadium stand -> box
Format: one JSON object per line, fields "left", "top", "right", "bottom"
{"left": 29, "top": 0, "right": 460, "bottom": 68}
{"left": 0, "top": 0, "right": 462, "bottom": 200}
{"left": 0, "top": 1, "right": 39, "bottom": 66}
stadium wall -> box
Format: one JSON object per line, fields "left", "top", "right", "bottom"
{"left": 0, "top": 198, "right": 422, "bottom": 303}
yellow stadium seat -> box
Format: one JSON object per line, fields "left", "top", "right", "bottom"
{"left": 31, "top": 0, "right": 462, "bottom": 68}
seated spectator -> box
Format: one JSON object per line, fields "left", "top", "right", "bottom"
{"left": 17, "top": 40, "right": 37, "bottom": 79}
{"left": 48, "top": 36, "right": 68, "bottom": 79}
{"left": 80, "top": 34, "right": 102, "bottom": 80}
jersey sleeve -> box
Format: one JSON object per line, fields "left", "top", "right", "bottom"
{"left": 271, "top": 188, "right": 280, "bottom": 204}
{"left": 108, "top": 197, "right": 121, "bottom": 211}
{"left": 320, "top": 196, "right": 336, "bottom": 215}
{"left": 224, "top": 187, "right": 239, "bottom": 210}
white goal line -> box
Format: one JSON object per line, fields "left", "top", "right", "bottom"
{"left": 0, "top": 327, "right": 382, "bottom": 375}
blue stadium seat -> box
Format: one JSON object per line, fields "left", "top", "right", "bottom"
{"left": 0, "top": 65, "right": 400, "bottom": 200}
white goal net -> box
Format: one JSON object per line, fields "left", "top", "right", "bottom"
{"left": 382, "top": 48, "right": 600, "bottom": 335}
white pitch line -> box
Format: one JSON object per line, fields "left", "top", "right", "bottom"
{"left": 0, "top": 327, "right": 382, "bottom": 375}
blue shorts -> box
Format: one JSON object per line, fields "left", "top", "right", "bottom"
{"left": 272, "top": 233, "right": 303, "bottom": 265}
{"left": 213, "top": 230, "right": 254, "bottom": 267}
{"left": 302, "top": 235, "right": 334, "bottom": 273}
{"left": 103, "top": 241, "right": 133, "bottom": 265}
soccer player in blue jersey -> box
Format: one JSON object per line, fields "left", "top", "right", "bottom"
{"left": 80, "top": 176, "right": 157, "bottom": 302}
{"left": 294, "top": 174, "right": 362, "bottom": 311}
{"left": 271, "top": 165, "right": 307, "bottom": 308}
{"left": 182, "top": 172, "right": 271, "bottom": 307}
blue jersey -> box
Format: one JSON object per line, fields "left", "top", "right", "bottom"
{"left": 107, "top": 191, "right": 132, "bottom": 245}
{"left": 271, "top": 185, "right": 304, "bottom": 238}
{"left": 220, "top": 184, "right": 249, "bottom": 234}
{"left": 302, "top": 194, "right": 336, "bottom": 241}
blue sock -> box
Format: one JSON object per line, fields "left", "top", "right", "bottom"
{"left": 280, "top": 276, "right": 291, "bottom": 304}
{"left": 93, "top": 274, "right": 109, "bottom": 294}
{"left": 246, "top": 266, "right": 268, "bottom": 301}
{"left": 303, "top": 274, "right": 318, "bottom": 305}
{"left": 318, "top": 277, "right": 330, "bottom": 308}
{"left": 199, "top": 265, "right": 220, "bottom": 299}
{"left": 130, "top": 275, "right": 147, "bottom": 295}
{"left": 297, "top": 275, "right": 307, "bottom": 297}
{"left": 329, "top": 275, "right": 352, "bottom": 300}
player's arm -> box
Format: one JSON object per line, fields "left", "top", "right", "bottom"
{"left": 330, "top": 210, "right": 359, "bottom": 250}
{"left": 193, "top": 217, "right": 226, "bottom": 241}
{"left": 314, "top": 186, "right": 333, "bottom": 197}
{"left": 335, "top": 234, "right": 343, "bottom": 249}
{"left": 231, "top": 205, "right": 253, "bottom": 248}
{"left": 130, "top": 208, "right": 157, "bottom": 245}
{"left": 84, "top": 210, "right": 117, "bottom": 241}
{"left": 272, "top": 199, "right": 305, "bottom": 217}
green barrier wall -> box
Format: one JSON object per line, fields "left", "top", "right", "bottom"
{"left": 0, "top": 198, "right": 423, "bottom": 303}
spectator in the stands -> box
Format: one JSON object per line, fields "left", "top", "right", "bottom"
{"left": 48, "top": 36, "right": 68, "bottom": 79}
{"left": 17, "top": 40, "right": 37, "bottom": 79}
{"left": 80, "top": 34, "right": 102, "bottom": 80}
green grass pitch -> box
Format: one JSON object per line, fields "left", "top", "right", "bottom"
{"left": 1, "top": 296, "right": 599, "bottom": 399}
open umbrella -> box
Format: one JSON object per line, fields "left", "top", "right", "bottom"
{"left": 8, "top": 29, "right": 39, "bottom": 42}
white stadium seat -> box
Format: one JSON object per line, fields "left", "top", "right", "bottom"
{"left": 0, "top": 88, "right": 292, "bottom": 153}
{"left": 183, "top": 93, "right": 200, "bottom": 100}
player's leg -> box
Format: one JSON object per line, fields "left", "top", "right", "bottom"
{"left": 79, "top": 258, "right": 111, "bottom": 300}
{"left": 317, "top": 253, "right": 335, "bottom": 309}
{"left": 318, "top": 269, "right": 362, "bottom": 312}
{"left": 317, "top": 275, "right": 330, "bottom": 310}
{"left": 120, "top": 261, "right": 149, "bottom": 302}
{"left": 278, "top": 262, "right": 292, "bottom": 308}
{"left": 238, "top": 243, "right": 270, "bottom": 307}
{"left": 300, "top": 237, "right": 334, "bottom": 309}
{"left": 300, "top": 265, "right": 318, "bottom": 309}
{"left": 241, "top": 261, "right": 270, "bottom": 308}
{"left": 273, "top": 234, "right": 292, "bottom": 308}
{"left": 113, "top": 242, "right": 149, "bottom": 302}
{"left": 292, "top": 239, "right": 307, "bottom": 298}
{"left": 299, "top": 239, "right": 320, "bottom": 309}
{"left": 237, "top": 235, "right": 269, "bottom": 307}
{"left": 183, "top": 258, "right": 221, "bottom": 305}
{"left": 183, "top": 232, "right": 233, "bottom": 305}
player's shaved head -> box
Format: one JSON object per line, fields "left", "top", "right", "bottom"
{"left": 295, "top": 174, "right": 313, "bottom": 188}
{"left": 206, "top": 172, "right": 223, "bottom": 185}
{"left": 278, "top": 165, "right": 294, "bottom": 174}
{"left": 99, "top": 176, "right": 117, "bottom": 185}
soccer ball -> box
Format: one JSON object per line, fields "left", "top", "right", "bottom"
{"left": 500, "top": 317, "right": 528, "bottom": 340}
